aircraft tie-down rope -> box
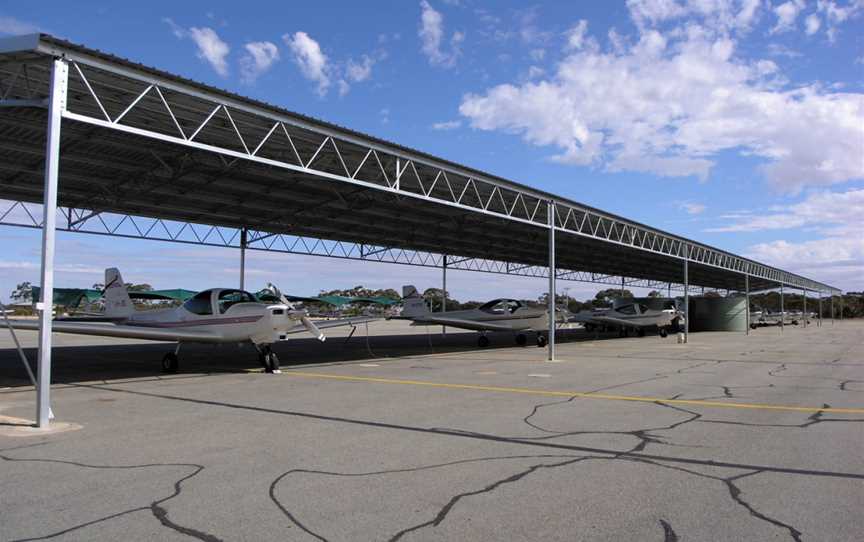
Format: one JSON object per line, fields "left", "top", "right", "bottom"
{"left": 0, "top": 301, "right": 55, "bottom": 419}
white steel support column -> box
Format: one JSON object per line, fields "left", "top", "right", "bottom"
{"left": 239, "top": 227, "right": 247, "bottom": 291}
{"left": 683, "top": 245, "right": 689, "bottom": 344}
{"left": 745, "top": 270, "right": 750, "bottom": 336}
{"left": 818, "top": 294, "right": 822, "bottom": 327}
{"left": 36, "top": 58, "right": 68, "bottom": 428}
{"left": 547, "top": 201, "right": 556, "bottom": 361}
{"left": 803, "top": 289, "right": 807, "bottom": 328}
{"left": 780, "top": 284, "right": 784, "bottom": 333}
{"left": 441, "top": 254, "right": 447, "bottom": 336}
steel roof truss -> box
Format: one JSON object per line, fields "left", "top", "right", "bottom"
{"left": 0, "top": 45, "right": 839, "bottom": 294}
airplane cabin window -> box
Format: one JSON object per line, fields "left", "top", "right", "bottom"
{"left": 183, "top": 291, "right": 213, "bottom": 316}
{"left": 479, "top": 299, "right": 521, "bottom": 314}
{"left": 218, "top": 289, "right": 256, "bottom": 314}
{"left": 479, "top": 300, "right": 505, "bottom": 314}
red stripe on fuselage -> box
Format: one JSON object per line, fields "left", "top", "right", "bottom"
{"left": 128, "top": 315, "right": 263, "bottom": 328}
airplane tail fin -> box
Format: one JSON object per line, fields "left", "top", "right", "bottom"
{"left": 401, "top": 285, "right": 429, "bottom": 318}
{"left": 103, "top": 268, "right": 134, "bottom": 318}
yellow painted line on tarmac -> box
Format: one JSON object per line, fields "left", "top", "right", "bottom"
{"left": 284, "top": 371, "right": 864, "bottom": 415}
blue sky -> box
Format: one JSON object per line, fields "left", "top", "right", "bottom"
{"left": 0, "top": 0, "right": 862, "bottom": 302}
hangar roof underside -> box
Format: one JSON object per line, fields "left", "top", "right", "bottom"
{"left": 0, "top": 35, "right": 839, "bottom": 295}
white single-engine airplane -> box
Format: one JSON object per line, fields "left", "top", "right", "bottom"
{"left": 8, "top": 269, "right": 374, "bottom": 373}
{"left": 390, "top": 285, "right": 559, "bottom": 347}
{"left": 570, "top": 301, "right": 683, "bottom": 338}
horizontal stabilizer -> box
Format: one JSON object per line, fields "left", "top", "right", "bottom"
{"left": 404, "top": 315, "right": 523, "bottom": 332}
{"left": 283, "top": 316, "right": 379, "bottom": 335}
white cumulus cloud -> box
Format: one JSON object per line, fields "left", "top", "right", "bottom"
{"left": 284, "top": 31, "right": 330, "bottom": 96}
{"left": 419, "top": 0, "right": 464, "bottom": 68}
{"left": 706, "top": 189, "right": 864, "bottom": 233}
{"left": 189, "top": 27, "right": 231, "bottom": 76}
{"left": 240, "top": 41, "right": 279, "bottom": 84}
{"left": 804, "top": 13, "right": 822, "bottom": 34}
{"left": 626, "top": 0, "right": 764, "bottom": 32}
{"left": 564, "top": 20, "right": 589, "bottom": 51}
{"left": 678, "top": 202, "right": 707, "bottom": 215}
{"left": 459, "top": 10, "right": 864, "bottom": 192}
{"left": 732, "top": 188, "right": 864, "bottom": 291}
{"left": 817, "top": 0, "right": 864, "bottom": 41}
{"left": 346, "top": 55, "right": 375, "bottom": 83}
{"left": 746, "top": 236, "right": 864, "bottom": 291}
{"left": 432, "top": 120, "right": 461, "bottom": 130}
{"left": 771, "top": 0, "right": 805, "bottom": 33}
{"left": 163, "top": 19, "right": 230, "bottom": 77}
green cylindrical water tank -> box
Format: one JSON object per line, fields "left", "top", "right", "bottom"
{"left": 688, "top": 297, "right": 746, "bottom": 332}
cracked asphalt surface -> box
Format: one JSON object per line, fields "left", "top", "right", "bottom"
{"left": 1, "top": 320, "right": 862, "bottom": 541}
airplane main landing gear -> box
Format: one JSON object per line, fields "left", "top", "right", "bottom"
{"left": 161, "top": 343, "right": 181, "bottom": 373}
{"left": 161, "top": 352, "right": 179, "bottom": 373}
{"left": 536, "top": 334, "right": 547, "bottom": 347}
{"left": 259, "top": 344, "right": 281, "bottom": 374}
{"left": 659, "top": 328, "right": 668, "bottom": 338}
{"left": 515, "top": 334, "right": 527, "bottom": 346}
{"left": 478, "top": 335, "right": 490, "bottom": 348}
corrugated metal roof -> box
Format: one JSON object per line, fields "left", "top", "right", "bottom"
{"left": 0, "top": 34, "right": 838, "bottom": 293}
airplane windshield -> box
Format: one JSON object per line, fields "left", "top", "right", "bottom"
{"left": 478, "top": 299, "right": 523, "bottom": 314}
{"left": 217, "top": 290, "right": 257, "bottom": 314}
{"left": 617, "top": 304, "right": 637, "bottom": 315}
{"left": 183, "top": 290, "right": 213, "bottom": 316}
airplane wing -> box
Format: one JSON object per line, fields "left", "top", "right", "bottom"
{"left": 590, "top": 315, "right": 659, "bottom": 329}
{"left": 5, "top": 319, "right": 219, "bottom": 342}
{"left": 396, "top": 315, "right": 520, "bottom": 332}
{"left": 283, "top": 316, "right": 379, "bottom": 334}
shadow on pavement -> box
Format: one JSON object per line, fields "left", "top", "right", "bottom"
{"left": 0, "top": 328, "right": 618, "bottom": 388}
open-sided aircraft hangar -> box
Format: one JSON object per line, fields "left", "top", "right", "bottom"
{"left": 0, "top": 34, "right": 841, "bottom": 427}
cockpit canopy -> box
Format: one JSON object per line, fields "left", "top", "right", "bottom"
{"left": 478, "top": 299, "right": 524, "bottom": 315}
{"left": 615, "top": 303, "right": 651, "bottom": 315}
{"left": 182, "top": 289, "right": 258, "bottom": 316}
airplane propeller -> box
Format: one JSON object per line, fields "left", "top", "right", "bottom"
{"left": 266, "top": 282, "right": 327, "bottom": 342}
{"left": 298, "top": 313, "right": 325, "bottom": 342}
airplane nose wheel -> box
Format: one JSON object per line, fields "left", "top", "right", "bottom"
{"left": 259, "top": 345, "right": 281, "bottom": 374}
{"left": 477, "top": 335, "right": 490, "bottom": 348}
{"left": 536, "top": 334, "right": 547, "bottom": 347}
{"left": 161, "top": 352, "right": 179, "bottom": 374}
{"left": 660, "top": 328, "right": 668, "bottom": 338}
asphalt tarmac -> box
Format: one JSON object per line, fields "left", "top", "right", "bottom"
{"left": 1, "top": 320, "right": 862, "bottom": 541}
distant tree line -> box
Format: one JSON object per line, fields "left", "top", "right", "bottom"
{"left": 8, "top": 281, "right": 863, "bottom": 319}
{"left": 317, "top": 285, "right": 401, "bottom": 301}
